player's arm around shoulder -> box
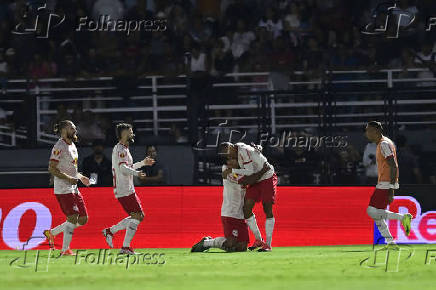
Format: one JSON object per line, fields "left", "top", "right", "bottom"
{"left": 239, "top": 162, "right": 272, "bottom": 186}
{"left": 222, "top": 165, "right": 232, "bottom": 179}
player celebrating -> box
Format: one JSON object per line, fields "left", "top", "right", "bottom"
{"left": 365, "top": 121, "right": 412, "bottom": 247}
{"left": 102, "top": 123, "right": 154, "bottom": 255}
{"left": 191, "top": 159, "right": 271, "bottom": 252}
{"left": 44, "top": 120, "right": 91, "bottom": 256}
{"left": 218, "top": 142, "right": 277, "bottom": 252}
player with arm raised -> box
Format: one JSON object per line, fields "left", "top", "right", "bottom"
{"left": 191, "top": 159, "right": 271, "bottom": 252}
{"left": 218, "top": 142, "right": 277, "bottom": 252}
{"left": 43, "top": 120, "right": 91, "bottom": 256}
{"left": 102, "top": 123, "right": 154, "bottom": 255}
{"left": 365, "top": 121, "right": 412, "bottom": 248}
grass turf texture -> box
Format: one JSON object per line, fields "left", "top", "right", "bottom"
{"left": 1, "top": 245, "right": 436, "bottom": 290}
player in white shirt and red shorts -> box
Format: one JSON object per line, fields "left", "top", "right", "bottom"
{"left": 102, "top": 123, "right": 154, "bottom": 255}
{"left": 218, "top": 142, "right": 277, "bottom": 252}
{"left": 365, "top": 121, "right": 412, "bottom": 248}
{"left": 43, "top": 120, "right": 91, "bottom": 256}
{"left": 191, "top": 159, "right": 271, "bottom": 252}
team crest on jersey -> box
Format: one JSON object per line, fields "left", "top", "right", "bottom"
{"left": 120, "top": 153, "right": 125, "bottom": 158}
{"left": 53, "top": 149, "right": 60, "bottom": 156}
{"left": 232, "top": 229, "right": 239, "bottom": 237}
{"left": 72, "top": 158, "right": 78, "bottom": 167}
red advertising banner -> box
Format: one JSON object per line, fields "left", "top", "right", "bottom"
{"left": 0, "top": 186, "right": 377, "bottom": 250}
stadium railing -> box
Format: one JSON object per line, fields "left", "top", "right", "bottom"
{"left": 2, "top": 68, "right": 436, "bottom": 146}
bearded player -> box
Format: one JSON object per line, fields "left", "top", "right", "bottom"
{"left": 102, "top": 123, "right": 154, "bottom": 255}
{"left": 218, "top": 142, "right": 277, "bottom": 252}
{"left": 365, "top": 121, "right": 412, "bottom": 247}
{"left": 191, "top": 159, "right": 271, "bottom": 252}
{"left": 44, "top": 120, "right": 91, "bottom": 256}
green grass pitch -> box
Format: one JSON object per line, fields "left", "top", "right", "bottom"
{"left": 1, "top": 245, "right": 436, "bottom": 290}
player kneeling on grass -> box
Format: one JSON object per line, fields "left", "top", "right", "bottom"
{"left": 191, "top": 159, "right": 271, "bottom": 253}
{"left": 44, "top": 120, "right": 91, "bottom": 256}
{"left": 217, "top": 142, "right": 277, "bottom": 252}
{"left": 102, "top": 123, "right": 155, "bottom": 255}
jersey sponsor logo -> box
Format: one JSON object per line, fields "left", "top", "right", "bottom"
{"left": 232, "top": 229, "right": 239, "bottom": 237}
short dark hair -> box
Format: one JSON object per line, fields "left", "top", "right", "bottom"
{"left": 367, "top": 121, "right": 383, "bottom": 132}
{"left": 54, "top": 120, "right": 72, "bottom": 135}
{"left": 116, "top": 123, "right": 132, "bottom": 140}
{"left": 218, "top": 142, "right": 232, "bottom": 156}
{"left": 146, "top": 145, "right": 157, "bottom": 152}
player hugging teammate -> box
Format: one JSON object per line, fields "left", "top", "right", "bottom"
{"left": 191, "top": 142, "right": 277, "bottom": 252}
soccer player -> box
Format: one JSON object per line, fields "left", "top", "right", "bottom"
{"left": 102, "top": 123, "right": 154, "bottom": 255}
{"left": 191, "top": 159, "right": 271, "bottom": 252}
{"left": 365, "top": 121, "right": 412, "bottom": 247}
{"left": 44, "top": 120, "right": 91, "bottom": 256}
{"left": 218, "top": 142, "right": 277, "bottom": 252}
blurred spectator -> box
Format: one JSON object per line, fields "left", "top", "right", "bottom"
{"left": 223, "top": 0, "right": 253, "bottom": 29}
{"left": 82, "top": 140, "right": 112, "bottom": 186}
{"left": 284, "top": 145, "right": 320, "bottom": 185}
{"left": 189, "top": 14, "right": 212, "bottom": 44}
{"left": 414, "top": 42, "right": 436, "bottom": 87}
{"left": 231, "top": 20, "right": 255, "bottom": 59}
{"left": 93, "top": 0, "right": 124, "bottom": 21}
{"left": 258, "top": 8, "right": 283, "bottom": 39}
{"left": 431, "top": 170, "right": 436, "bottom": 185}
{"left": 0, "top": 51, "right": 7, "bottom": 93}
{"left": 389, "top": 49, "right": 416, "bottom": 79}
{"left": 76, "top": 110, "right": 105, "bottom": 145}
{"left": 28, "top": 53, "right": 56, "bottom": 80}
{"left": 169, "top": 124, "right": 189, "bottom": 144}
{"left": 362, "top": 142, "right": 378, "bottom": 185}
{"left": 211, "top": 38, "right": 233, "bottom": 76}
{"left": 334, "top": 145, "right": 361, "bottom": 185}
{"left": 0, "top": 106, "right": 6, "bottom": 125}
{"left": 396, "top": 135, "right": 423, "bottom": 184}
{"left": 160, "top": 44, "right": 184, "bottom": 77}
{"left": 48, "top": 104, "right": 71, "bottom": 133}
{"left": 82, "top": 48, "right": 104, "bottom": 77}
{"left": 5, "top": 48, "right": 22, "bottom": 77}
{"left": 185, "top": 44, "right": 211, "bottom": 143}
{"left": 135, "top": 145, "right": 166, "bottom": 185}
{"left": 58, "top": 54, "right": 80, "bottom": 79}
